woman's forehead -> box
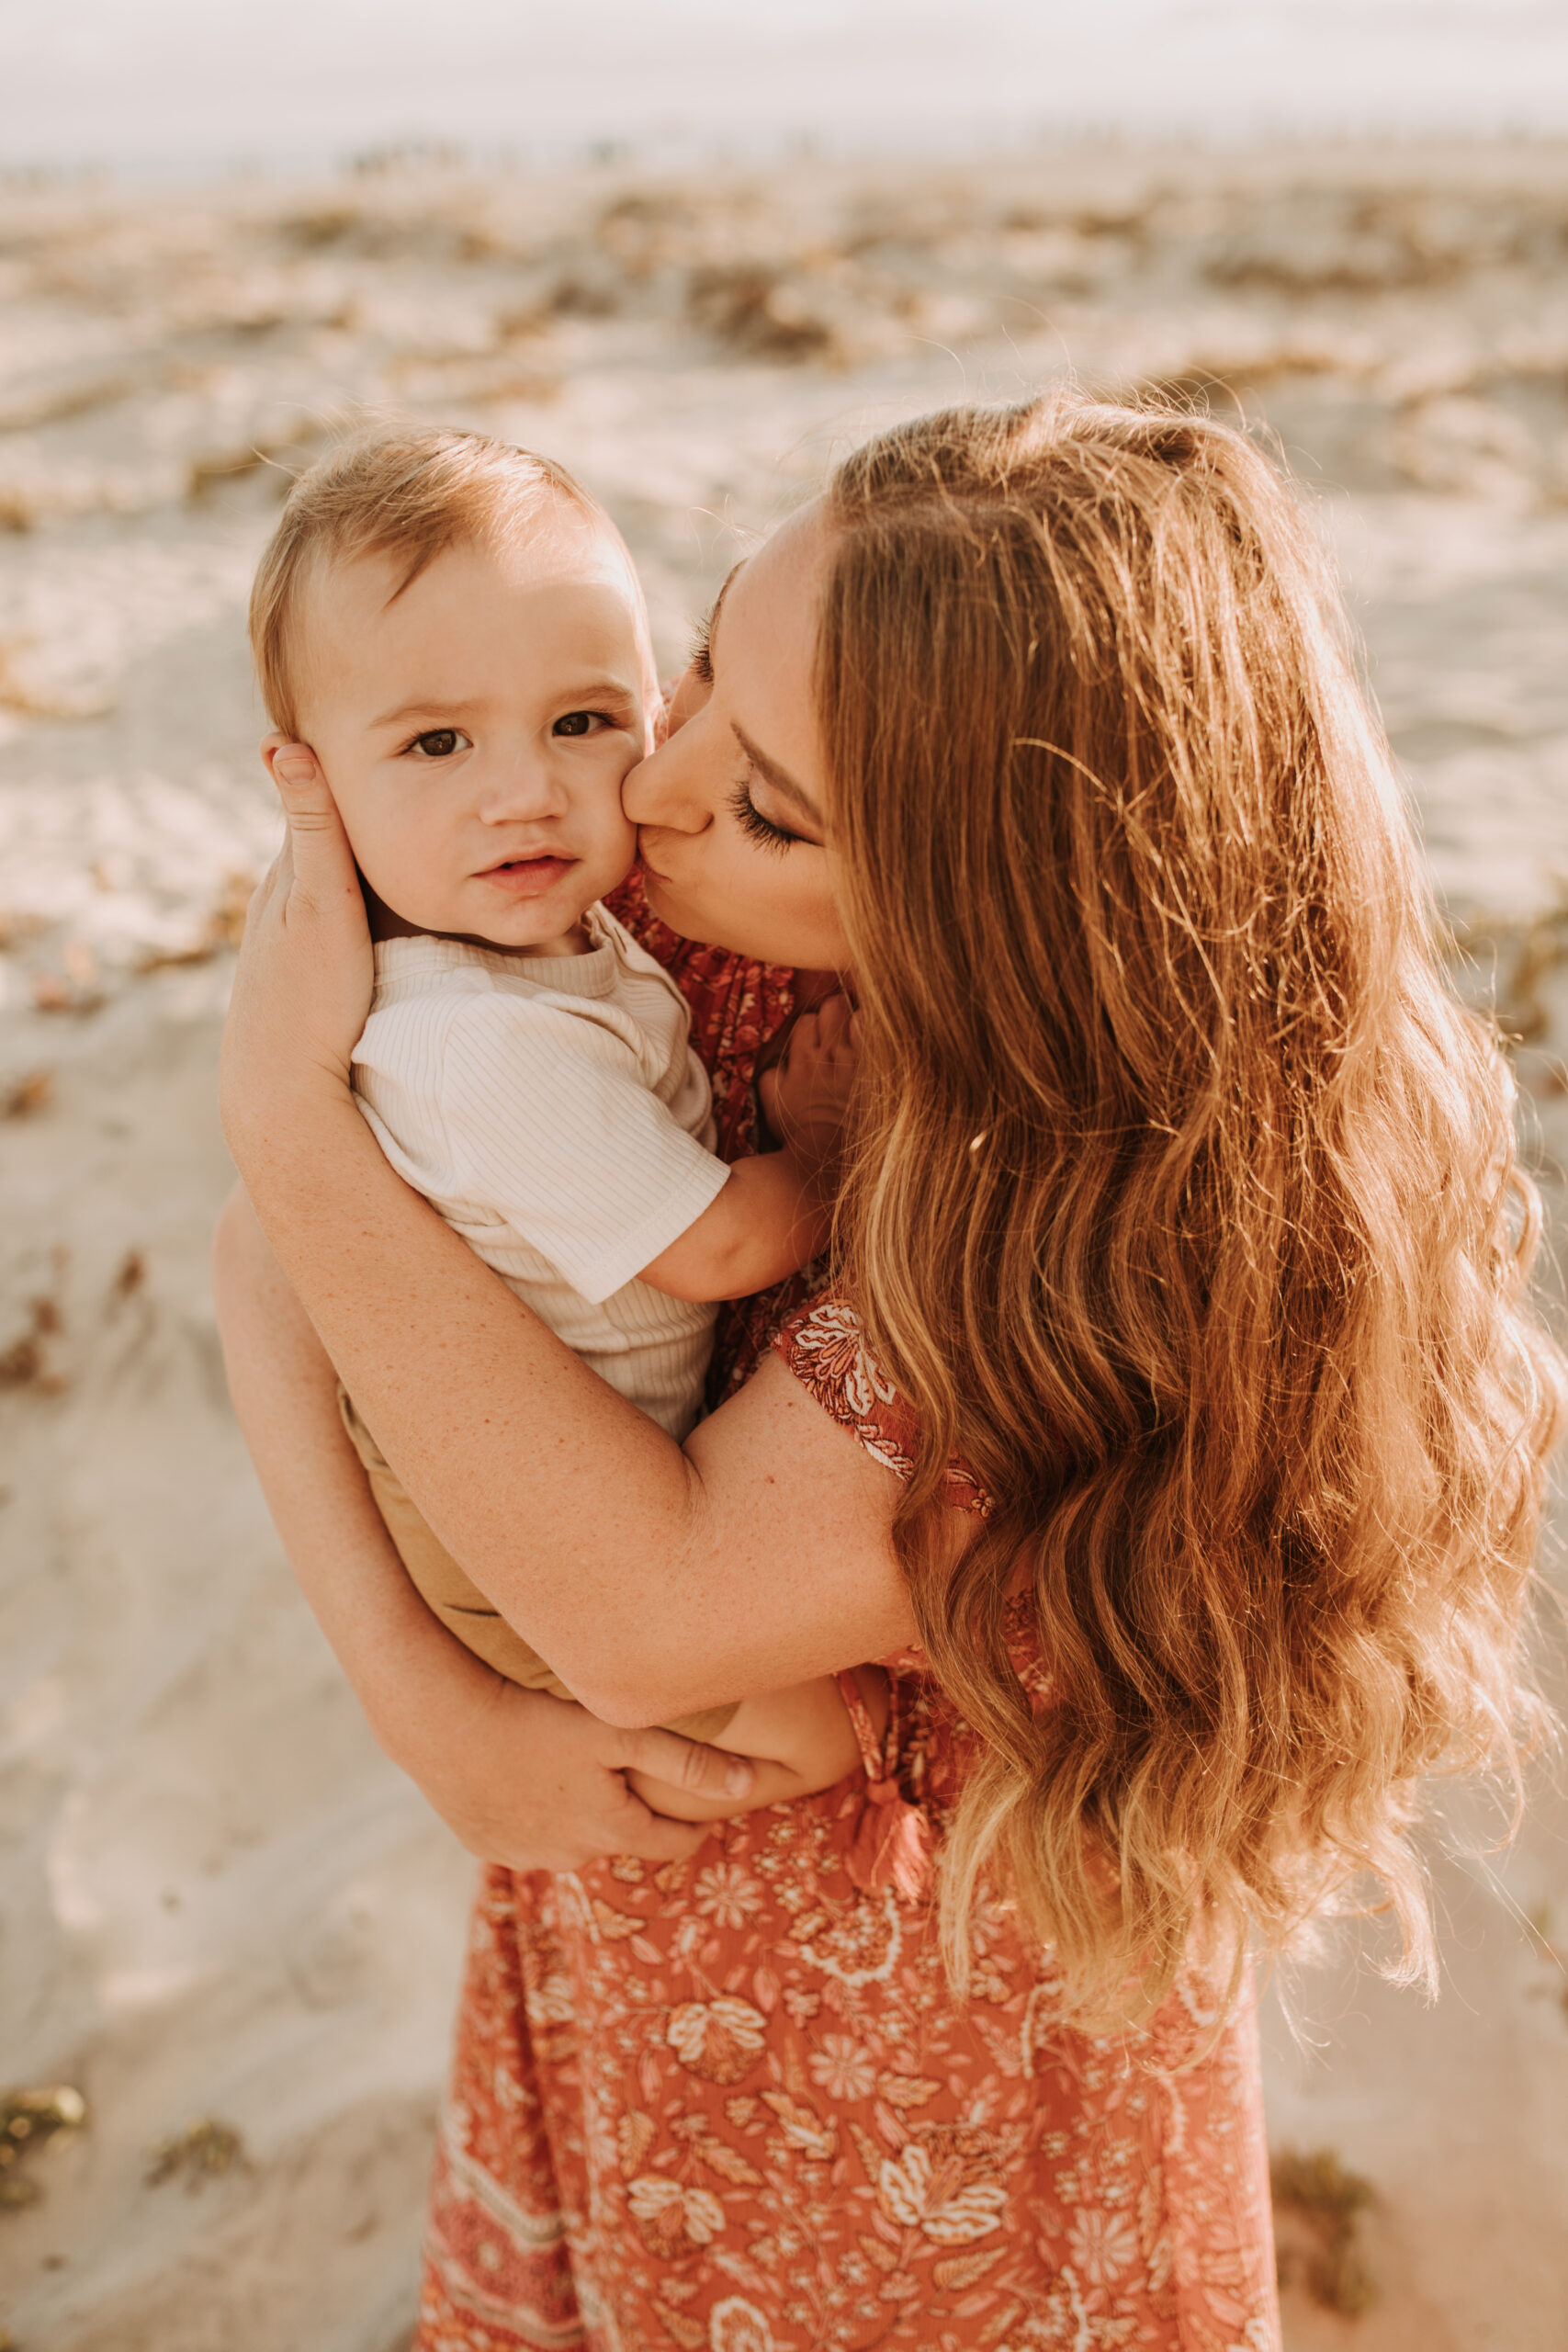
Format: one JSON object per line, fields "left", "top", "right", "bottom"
{"left": 714, "top": 500, "right": 829, "bottom": 657}
{"left": 705, "top": 557, "right": 745, "bottom": 649}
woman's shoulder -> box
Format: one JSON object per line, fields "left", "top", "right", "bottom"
{"left": 772, "top": 1296, "right": 1060, "bottom": 1694}
{"left": 773, "top": 1292, "right": 991, "bottom": 1520}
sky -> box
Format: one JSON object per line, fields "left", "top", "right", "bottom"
{"left": 1, "top": 0, "right": 1567, "bottom": 175}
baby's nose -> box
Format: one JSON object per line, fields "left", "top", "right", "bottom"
{"left": 476, "top": 752, "right": 568, "bottom": 821}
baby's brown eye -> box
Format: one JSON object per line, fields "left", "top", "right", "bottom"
{"left": 554, "top": 711, "right": 594, "bottom": 737}
{"left": 413, "top": 729, "right": 461, "bottom": 757}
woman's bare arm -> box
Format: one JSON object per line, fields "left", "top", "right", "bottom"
{"left": 211, "top": 1185, "right": 755, "bottom": 1866}
{"left": 220, "top": 758, "right": 925, "bottom": 1730}
{"left": 222, "top": 1098, "right": 918, "bottom": 1724}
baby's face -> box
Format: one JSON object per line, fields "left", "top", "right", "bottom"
{"left": 291, "top": 515, "right": 649, "bottom": 954}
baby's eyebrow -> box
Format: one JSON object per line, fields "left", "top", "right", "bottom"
{"left": 370, "top": 696, "right": 482, "bottom": 729}
{"left": 369, "top": 679, "right": 640, "bottom": 731}
{"left": 549, "top": 678, "right": 643, "bottom": 707}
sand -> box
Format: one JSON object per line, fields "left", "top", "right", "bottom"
{"left": 1, "top": 142, "right": 1566, "bottom": 2350}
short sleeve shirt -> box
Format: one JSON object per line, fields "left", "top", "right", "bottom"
{"left": 351, "top": 905, "right": 730, "bottom": 1440}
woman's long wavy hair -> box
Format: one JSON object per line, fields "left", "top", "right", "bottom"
{"left": 820, "top": 391, "right": 1565, "bottom": 2023}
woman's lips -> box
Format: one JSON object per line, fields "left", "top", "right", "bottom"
{"left": 479, "top": 854, "right": 576, "bottom": 899}
{"left": 634, "top": 828, "right": 675, "bottom": 881}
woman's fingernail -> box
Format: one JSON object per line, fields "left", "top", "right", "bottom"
{"left": 725, "top": 1759, "right": 753, "bottom": 1796}
{"left": 273, "top": 753, "right": 312, "bottom": 784}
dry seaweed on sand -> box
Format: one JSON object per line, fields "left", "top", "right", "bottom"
{"left": 0, "top": 1293, "right": 66, "bottom": 1395}
{"left": 1454, "top": 898, "right": 1568, "bottom": 1052}
{"left": 111, "top": 1248, "right": 145, "bottom": 1299}
{"left": 1270, "top": 2144, "right": 1378, "bottom": 2316}
{"left": 0, "top": 1069, "right": 51, "bottom": 1120}
{"left": 144, "top": 2117, "right": 248, "bottom": 2191}
{"left": 0, "top": 2086, "right": 87, "bottom": 2211}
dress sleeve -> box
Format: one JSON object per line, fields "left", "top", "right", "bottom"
{"left": 773, "top": 1295, "right": 991, "bottom": 1517}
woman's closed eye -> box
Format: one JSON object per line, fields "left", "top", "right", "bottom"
{"left": 728, "top": 773, "right": 802, "bottom": 855}
{"left": 402, "top": 727, "right": 471, "bottom": 760}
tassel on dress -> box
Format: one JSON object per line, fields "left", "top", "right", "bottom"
{"left": 836, "top": 1668, "right": 935, "bottom": 1901}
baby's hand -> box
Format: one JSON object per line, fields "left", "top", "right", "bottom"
{"left": 760, "top": 993, "right": 861, "bottom": 1168}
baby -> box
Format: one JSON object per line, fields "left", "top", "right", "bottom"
{"left": 248, "top": 427, "right": 869, "bottom": 1818}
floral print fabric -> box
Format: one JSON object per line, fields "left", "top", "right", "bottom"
{"left": 414, "top": 882, "right": 1281, "bottom": 2352}
{"left": 770, "top": 1295, "right": 992, "bottom": 1521}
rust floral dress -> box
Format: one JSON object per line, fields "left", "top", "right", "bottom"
{"left": 414, "top": 876, "right": 1281, "bottom": 2352}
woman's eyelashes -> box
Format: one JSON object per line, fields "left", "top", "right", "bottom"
{"left": 689, "top": 617, "right": 715, "bottom": 685}
{"left": 728, "top": 773, "right": 800, "bottom": 855}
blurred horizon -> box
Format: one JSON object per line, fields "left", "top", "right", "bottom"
{"left": 3, "top": 0, "right": 1568, "bottom": 180}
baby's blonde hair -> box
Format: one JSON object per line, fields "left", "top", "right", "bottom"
{"left": 250, "top": 425, "right": 652, "bottom": 739}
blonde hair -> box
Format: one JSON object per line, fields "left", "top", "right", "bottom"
{"left": 822, "top": 392, "right": 1565, "bottom": 2023}
{"left": 249, "top": 425, "right": 652, "bottom": 738}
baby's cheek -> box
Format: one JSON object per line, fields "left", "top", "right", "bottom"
{"left": 371, "top": 820, "right": 462, "bottom": 929}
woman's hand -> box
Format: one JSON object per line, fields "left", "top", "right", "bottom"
{"left": 392, "top": 1672, "right": 753, "bottom": 1872}
{"left": 220, "top": 741, "right": 373, "bottom": 1166}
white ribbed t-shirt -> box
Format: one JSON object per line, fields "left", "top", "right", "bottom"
{"left": 351, "top": 905, "right": 730, "bottom": 1440}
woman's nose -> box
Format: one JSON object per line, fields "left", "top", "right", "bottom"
{"left": 622, "top": 724, "right": 709, "bottom": 836}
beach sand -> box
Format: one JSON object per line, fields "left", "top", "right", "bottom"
{"left": 2, "top": 143, "right": 1566, "bottom": 2349}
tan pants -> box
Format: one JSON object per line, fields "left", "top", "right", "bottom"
{"left": 338, "top": 1386, "right": 738, "bottom": 1745}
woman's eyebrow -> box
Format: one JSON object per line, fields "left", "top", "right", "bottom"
{"left": 734, "top": 722, "right": 824, "bottom": 828}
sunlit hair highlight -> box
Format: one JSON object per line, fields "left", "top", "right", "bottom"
{"left": 249, "top": 424, "right": 655, "bottom": 738}
{"left": 820, "top": 391, "right": 1565, "bottom": 2024}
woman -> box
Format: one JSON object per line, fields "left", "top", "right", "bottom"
{"left": 215, "top": 394, "right": 1562, "bottom": 2352}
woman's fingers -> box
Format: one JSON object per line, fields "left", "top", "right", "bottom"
{"left": 220, "top": 736, "right": 376, "bottom": 1160}
{"left": 421, "top": 1693, "right": 726, "bottom": 1871}
{"left": 606, "top": 1790, "right": 715, "bottom": 1865}
{"left": 583, "top": 1724, "right": 755, "bottom": 1863}
{"left": 264, "top": 740, "right": 363, "bottom": 910}
{"left": 615, "top": 1723, "right": 755, "bottom": 1804}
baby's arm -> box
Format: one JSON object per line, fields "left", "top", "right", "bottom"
{"left": 638, "top": 995, "right": 861, "bottom": 1304}
{"left": 626, "top": 1666, "right": 890, "bottom": 1821}
{"left": 637, "top": 1148, "right": 824, "bottom": 1301}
